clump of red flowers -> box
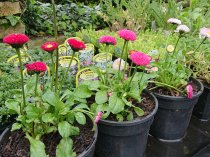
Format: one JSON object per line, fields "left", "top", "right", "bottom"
{"left": 130, "top": 51, "right": 151, "bottom": 66}
{"left": 67, "top": 38, "right": 86, "bottom": 51}
{"left": 3, "top": 33, "right": 29, "bottom": 48}
{"left": 41, "top": 41, "right": 58, "bottom": 53}
{"left": 25, "top": 61, "right": 47, "bottom": 75}
{"left": 118, "top": 29, "right": 137, "bottom": 41}
{"left": 99, "top": 35, "right": 117, "bottom": 45}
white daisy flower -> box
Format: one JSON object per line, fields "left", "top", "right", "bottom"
{"left": 175, "top": 25, "right": 190, "bottom": 33}
{"left": 167, "top": 18, "right": 182, "bottom": 25}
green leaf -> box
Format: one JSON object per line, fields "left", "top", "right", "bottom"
{"left": 25, "top": 105, "right": 42, "bottom": 120}
{"left": 134, "top": 107, "right": 144, "bottom": 117}
{"left": 109, "top": 93, "right": 125, "bottom": 114}
{"left": 95, "top": 90, "right": 108, "bottom": 104}
{"left": 58, "top": 121, "right": 71, "bottom": 138}
{"left": 42, "top": 91, "right": 68, "bottom": 115}
{"left": 42, "top": 113, "right": 55, "bottom": 124}
{"left": 75, "top": 112, "right": 86, "bottom": 125}
{"left": 5, "top": 15, "right": 20, "bottom": 26}
{"left": 26, "top": 134, "right": 48, "bottom": 157}
{"left": 56, "top": 138, "right": 76, "bottom": 157}
{"left": 73, "top": 104, "right": 89, "bottom": 110}
{"left": 127, "top": 111, "right": 133, "bottom": 121}
{"left": 66, "top": 112, "right": 75, "bottom": 124}
{"left": 5, "top": 99, "right": 20, "bottom": 114}
{"left": 69, "top": 126, "right": 79, "bottom": 136}
{"left": 116, "top": 114, "right": 123, "bottom": 122}
{"left": 11, "top": 123, "right": 22, "bottom": 131}
{"left": 74, "top": 85, "right": 92, "bottom": 98}
{"left": 122, "top": 97, "right": 132, "bottom": 107}
{"left": 46, "top": 126, "right": 57, "bottom": 134}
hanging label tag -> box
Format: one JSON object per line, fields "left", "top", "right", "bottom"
{"left": 78, "top": 43, "right": 94, "bottom": 67}
{"left": 76, "top": 68, "right": 98, "bottom": 87}
{"left": 58, "top": 44, "right": 67, "bottom": 56}
{"left": 93, "top": 53, "right": 112, "bottom": 70}
{"left": 59, "top": 56, "right": 80, "bottom": 75}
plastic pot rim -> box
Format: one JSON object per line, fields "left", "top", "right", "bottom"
{"left": 152, "top": 77, "right": 204, "bottom": 101}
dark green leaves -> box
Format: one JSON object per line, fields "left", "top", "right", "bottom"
{"left": 109, "top": 93, "right": 125, "bottom": 114}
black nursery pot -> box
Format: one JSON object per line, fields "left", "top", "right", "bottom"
{"left": 150, "top": 78, "right": 203, "bottom": 141}
{"left": 193, "top": 83, "right": 210, "bottom": 121}
{"left": 0, "top": 127, "right": 98, "bottom": 157}
{"left": 95, "top": 91, "right": 158, "bottom": 157}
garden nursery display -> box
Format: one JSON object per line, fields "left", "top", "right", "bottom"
{"left": 0, "top": 0, "right": 210, "bottom": 157}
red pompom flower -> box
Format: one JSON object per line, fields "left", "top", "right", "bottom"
{"left": 130, "top": 51, "right": 151, "bottom": 66}
{"left": 67, "top": 38, "right": 86, "bottom": 51}
{"left": 3, "top": 33, "right": 29, "bottom": 48}
{"left": 186, "top": 84, "right": 193, "bottom": 99}
{"left": 99, "top": 35, "right": 117, "bottom": 45}
{"left": 118, "top": 29, "right": 137, "bottom": 41}
{"left": 25, "top": 61, "right": 47, "bottom": 75}
{"left": 41, "top": 41, "right": 58, "bottom": 53}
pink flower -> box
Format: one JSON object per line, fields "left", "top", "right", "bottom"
{"left": 94, "top": 112, "right": 103, "bottom": 124}
{"left": 67, "top": 38, "right": 86, "bottom": 51}
{"left": 3, "top": 33, "right": 29, "bottom": 48}
{"left": 200, "top": 28, "right": 210, "bottom": 38}
{"left": 186, "top": 84, "right": 193, "bottom": 99}
{"left": 107, "top": 92, "right": 113, "bottom": 97}
{"left": 41, "top": 41, "right": 58, "bottom": 52}
{"left": 130, "top": 51, "right": 151, "bottom": 66}
{"left": 118, "top": 29, "right": 137, "bottom": 41}
{"left": 99, "top": 35, "right": 117, "bottom": 45}
{"left": 25, "top": 61, "right": 47, "bottom": 75}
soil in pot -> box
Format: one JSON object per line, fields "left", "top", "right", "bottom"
{"left": 193, "top": 81, "right": 210, "bottom": 121}
{"left": 149, "top": 78, "right": 203, "bottom": 141}
{"left": 0, "top": 120, "right": 95, "bottom": 157}
{"left": 95, "top": 91, "right": 158, "bottom": 157}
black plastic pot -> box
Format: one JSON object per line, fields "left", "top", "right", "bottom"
{"left": 193, "top": 83, "right": 210, "bottom": 121}
{"left": 95, "top": 91, "right": 158, "bottom": 157}
{"left": 0, "top": 127, "right": 98, "bottom": 157}
{"left": 150, "top": 78, "right": 203, "bottom": 141}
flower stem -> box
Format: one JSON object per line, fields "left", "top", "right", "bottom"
{"left": 128, "top": 62, "right": 133, "bottom": 78}
{"left": 35, "top": 74, "right": 39, "bottom": 96}
{"left": 123, "top": 41, "right": 129, "bottom": 79}
{"left": 118, "top": 40, "right": 127, "bottom": 80}
{"left": 105, "top": 44, "right": 109, "bottom": 85}
{"left": 51, "top": 0, "right": 59, "bottom": 93}
{"left": 50, "top": 53, "right": 55, "bottom": 90}
{"left": 59, "top": 52, "right": 75, "bottom": 92}
{"left": 194, "top": 37, "right": 207, "bottom": 53}
{"left": 16, "top": 48, "right": 26, "bottom": 115}
{"left": 172, "top": 35, "right": 182, "bottom": 57}
{"left": 126, "top": 66, "right": 137, "bottom": 92}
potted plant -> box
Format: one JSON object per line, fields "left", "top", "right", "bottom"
{"left": 148, "top": 20, "right": 204, "bottom": 141}
{"left": 0, "top": 34, "right": 97, "bottom": 157}
{"left": 80, "top": 30, "right": 158, "bottom": 157}
{"left": 188, "top": 28, "right": 210, "bottom": 121}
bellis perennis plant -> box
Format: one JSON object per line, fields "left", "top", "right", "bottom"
{"left": 81, "top": 30, "right": 155, "bottom": 122}
{"left": 3, "top": 34, "right": 96, "bottom": 156}
{"left": 148, "top": 20, "right": 194, "bottom": 98}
